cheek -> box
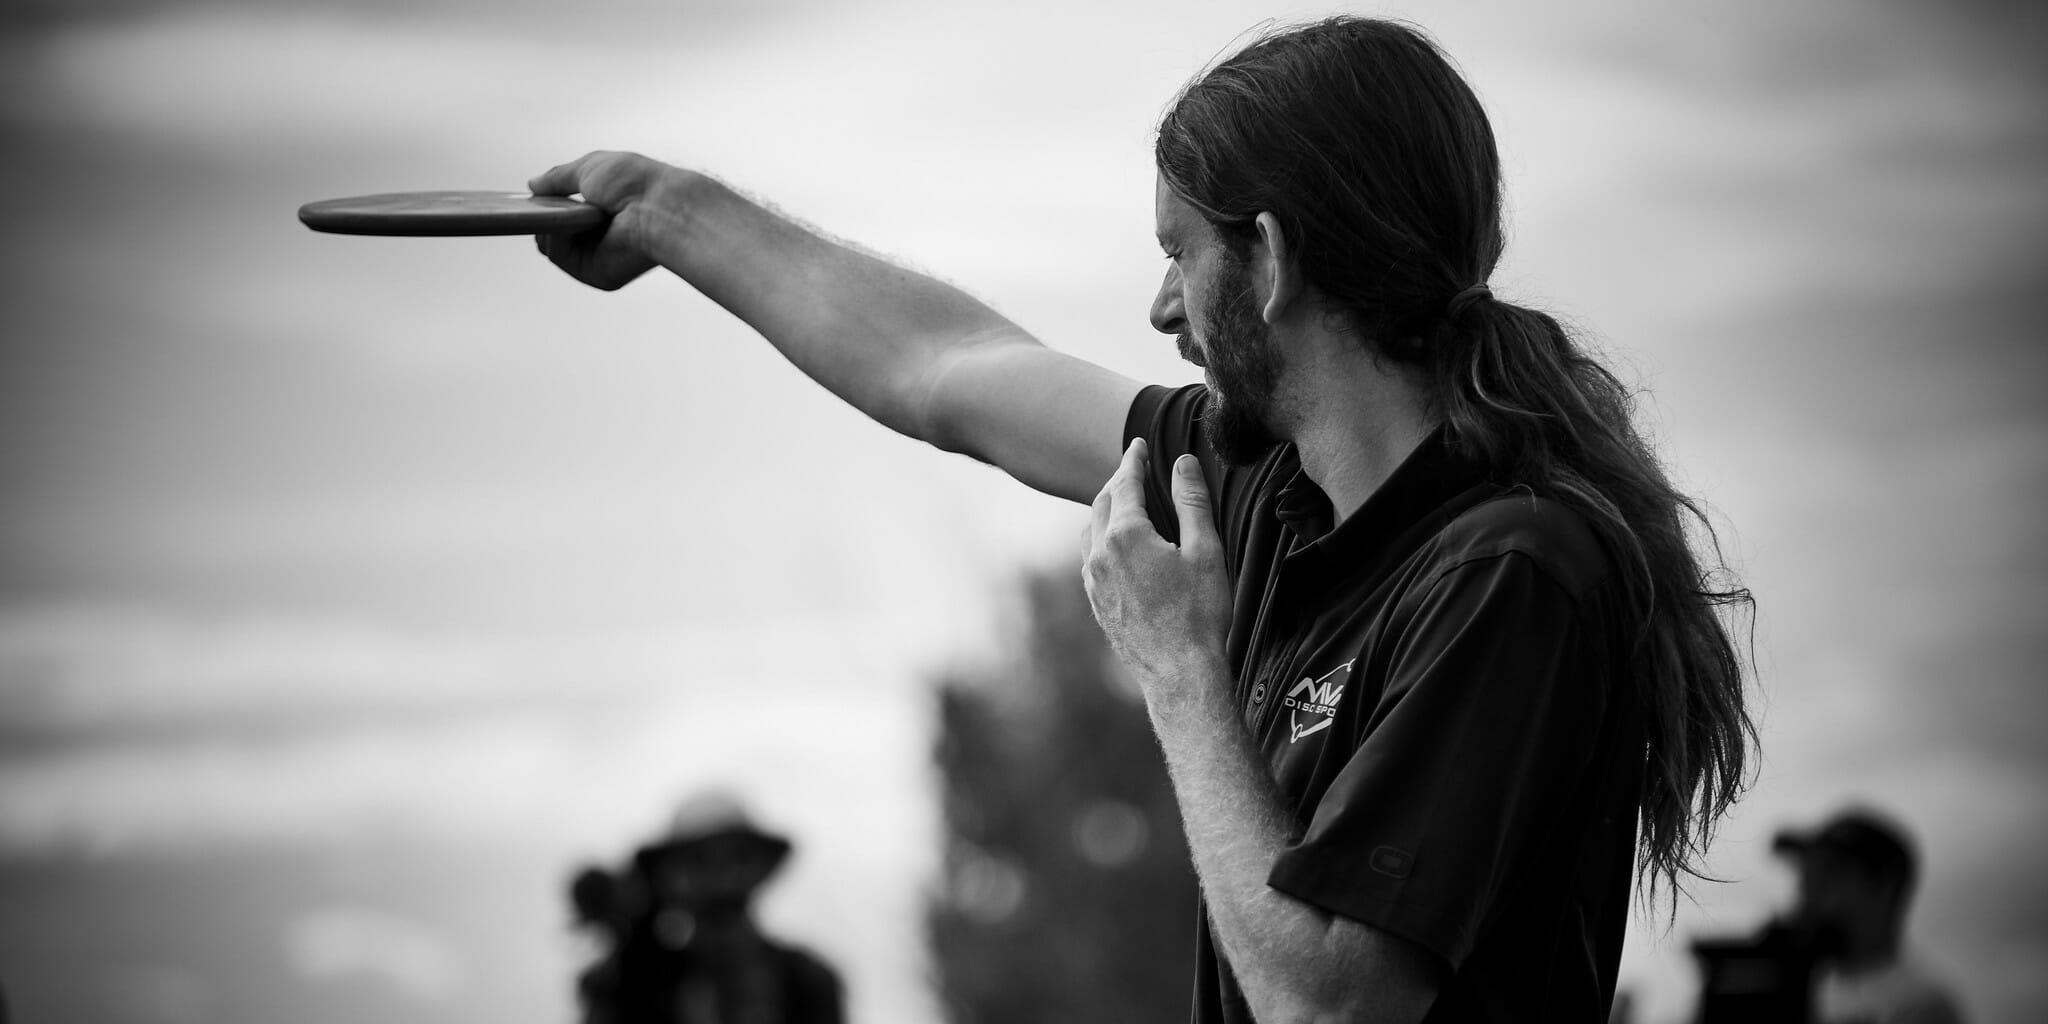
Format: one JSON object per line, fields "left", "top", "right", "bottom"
{"left": 1182, "top": 279, "right": 1212, "bottom": 328}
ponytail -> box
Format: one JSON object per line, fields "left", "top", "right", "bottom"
{"left": 1441, "top": 293, "right": 1756, "bottom": 905}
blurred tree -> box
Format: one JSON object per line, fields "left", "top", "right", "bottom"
{"left": 927, "top": 568, "right": 1199, "bottom": 1024}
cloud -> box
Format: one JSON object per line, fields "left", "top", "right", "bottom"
{"left": 0, "top": 595, "right": 956, "bottom": 864}
{"left": 102, "top": 963, "right": 219, "bottom": 1024}
{"left": 285, "top": 904, "right": 466, "bottom": 1002}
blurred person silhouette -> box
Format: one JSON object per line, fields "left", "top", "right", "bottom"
{"left": 1773, "top": 808, "right": 1964, "bottom": 1024}
{"left": 568, "top": 863, "right": 641, "bottom": 1006}
{"left": 1689, "top": 912, "right": 1832, "bottom": 1023}
{"left": 571, "top": 791, "right": 843, "bottom": 1024}
{"left": 1689, "top": 807, "right": 1965, "bottom": 1024}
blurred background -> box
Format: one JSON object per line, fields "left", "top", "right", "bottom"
{"left": 1, "top": 0, "right": 2043, "bottom": 1021}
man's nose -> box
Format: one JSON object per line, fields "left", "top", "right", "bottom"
{"left": 1148, "top": 265, "right": 1186, "bottom": 336}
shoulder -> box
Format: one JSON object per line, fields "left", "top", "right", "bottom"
{"left": 1427, "top": 492, "right": 1614, "bottom": 600}
{"left": 1823, "top": 958, "right": 1966, "bottom": 1024}
{"left": 775, "top": 942, "right": 842, "bottom": 985}
{"left": 1125, "top": 381, "right": 1209, "bottom": 437}
{"left": 1881, "top": 959, "right": 1966, "bottom": 1016}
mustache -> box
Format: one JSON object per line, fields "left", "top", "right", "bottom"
{"left": 1176, "top": 333, "right": 1202, "bottom": 365}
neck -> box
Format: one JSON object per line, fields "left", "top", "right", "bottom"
{"left": 1834, "top": 920, "right": 1904, "bottom": 971}
{"left": 1278, "top": 342, "right": 1437, "bottom": 520}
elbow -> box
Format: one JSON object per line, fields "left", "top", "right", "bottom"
{"left": 1251, "top": 992, "right": 1413, "bottom": 1024}
{"left": 1235, "top": 949, "right": 1367, "bottom": 1024}
{"left": 1309, "top": 989, "right": 1384, "bottom": 1024}
{"left": 1254, "top": 982, "right": 1374, "bottom": 1024}
{"left": 1242, "top": 921, "right": 1440, "bottom": 1024}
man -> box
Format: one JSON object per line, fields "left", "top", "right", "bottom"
{"left": 530, "top": 16, "right": 1754, "bottom": 1022}
{"left": 575, "top": 791, "right": 844, "bottom": 1024}
{"left": 1774, "top": 809, "right": 1965, "bottom": 1024}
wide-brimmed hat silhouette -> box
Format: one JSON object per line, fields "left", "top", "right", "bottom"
{"left": 634, "top": 790, "right": 793, "bottom": 894}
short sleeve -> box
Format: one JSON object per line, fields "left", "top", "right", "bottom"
{"left": 1123, "top": 383, "right": 1211, "bottom": 544}
{"left": 1263, "top": 551, "right": 1618, "bottom": 967}
{"left": 1121, "top": 383, "right": 1276, "bottom": 570}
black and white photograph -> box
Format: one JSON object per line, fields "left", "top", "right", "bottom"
{"left": 1, "top": 1, "right": 2042, "bottom": 1022}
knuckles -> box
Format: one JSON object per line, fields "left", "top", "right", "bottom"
{"left": 1180, "top": 539, "right": 1221, "bottom": 568}
{"left": 1102, "top": 522, "right": 1145, "bottom": 548}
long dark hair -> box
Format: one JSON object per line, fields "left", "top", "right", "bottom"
{"left": 1156, "top": 17, "right": 1756, "bottom": 907}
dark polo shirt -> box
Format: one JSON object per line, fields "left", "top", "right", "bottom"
{"left": 1124, "top": 384, "right": 1643, "bottom": 1024}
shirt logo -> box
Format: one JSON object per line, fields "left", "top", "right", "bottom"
{"left": 1369, "top": 845, "right": 1414, "bottom": 879}
{"left": 1282, "top": 659, "right": 1354, "bottom": 743}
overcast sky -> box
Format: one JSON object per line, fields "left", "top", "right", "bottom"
{"left": 2, "top": 1, "right": 2044, "bottom": 1022}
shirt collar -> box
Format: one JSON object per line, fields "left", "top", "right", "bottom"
{"left": 1273, "top": 426, "right": 1493, "bottom": 569}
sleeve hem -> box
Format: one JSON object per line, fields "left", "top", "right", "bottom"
{"left": 1266, "top": 859, "right": 1472, "bottom": 970}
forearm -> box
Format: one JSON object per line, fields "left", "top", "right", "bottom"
{"left": 625, "top": 167, "right": 1034, "bottom": 444}
{"left": 1088, "top": 446, "right": 1435, "bottom": 1019}
{"left": 1149, "top": 664, "right": 1349, "bottom": 1019}
{"left": 1147, "top": 657, "right": 1435, "bottom": 1023}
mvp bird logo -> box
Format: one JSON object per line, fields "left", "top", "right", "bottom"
{"left": 1283, "top": 659, "right": 1355, "bottom": 743}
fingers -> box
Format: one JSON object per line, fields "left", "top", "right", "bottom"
{"left": 1169, "top": 453, "right": 1220, "bottom": 557}
{"left": 1088, "top": 467, "right": 1113, "bottom": 545}
{"left": 534, "top": 228, "right": 582, "bottom": 273}
{"left": 1090, "top": 438, "right": 1147, "bottom": 528}
{"left": 1086, "top": 439, "right": 1145, "bottom": 564}
{"left": 527, "top": 154, "right": 592, "bottom": 197}
{"left": 529, "top": 150, "right": 635, "bottom": 198}
{"left": 1106, "top": 437, "right": 1150, "bottom": 524}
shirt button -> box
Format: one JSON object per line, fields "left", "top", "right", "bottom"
{"left": 1250, "top": 681, "right": 1268, "bottom": 703}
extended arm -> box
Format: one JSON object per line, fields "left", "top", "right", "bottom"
{"left": 1084, "top": 442, "right": 1441, "bottom": 1022}
{"left": 530, "top": 151, "right": 1141, "bottom": 503}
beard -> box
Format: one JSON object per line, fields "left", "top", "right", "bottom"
{"left": 1185, "top": 260, "right": 1283, "bottom": 466}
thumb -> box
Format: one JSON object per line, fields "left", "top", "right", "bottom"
{"left": 528, "top": 154, "right": 592, "bottom": 197}
{"left": 1170, "top": 454, "right": 1218, "bottom": 552}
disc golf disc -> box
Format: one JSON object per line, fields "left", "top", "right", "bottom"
{"left": 298, "top": 190, "right": 608, "bottom": 237}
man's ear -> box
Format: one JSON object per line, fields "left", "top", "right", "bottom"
{"left": 1253, "top": 212, "right": 1302, "bottom": 325}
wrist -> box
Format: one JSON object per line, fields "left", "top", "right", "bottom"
{"left": 616, "top": 162, "right": 708, "bottom": 264}
{"left": 1141, "top": 646, "right": 1234, "bottom": 724}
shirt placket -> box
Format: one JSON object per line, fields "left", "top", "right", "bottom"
{"left": 1243, "top": 546, "right": 1314, "bottom": 738}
